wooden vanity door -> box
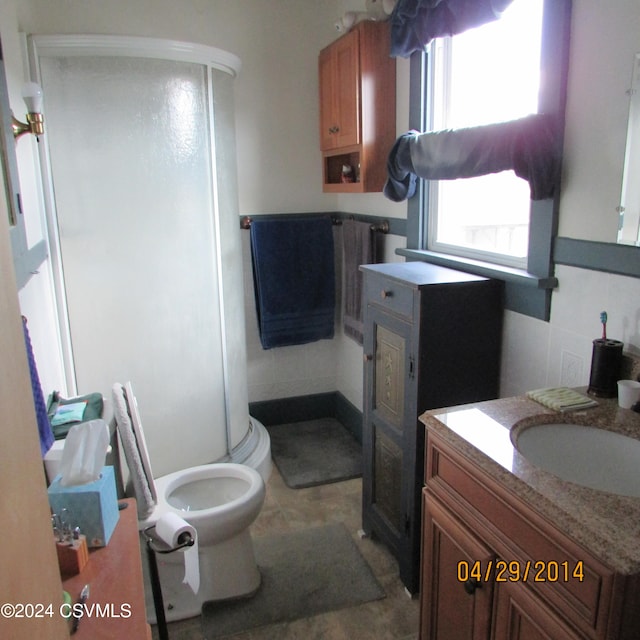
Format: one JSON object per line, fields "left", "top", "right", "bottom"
{"left": 493, "top": 580, "right": 585, "bottom": 640}
{"left": 421, "top": 490, "right": 495, "bottom": 640}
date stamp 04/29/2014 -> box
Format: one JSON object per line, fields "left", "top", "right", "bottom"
{"left": 457, "top": 559, "right": 586, "bottom": 585}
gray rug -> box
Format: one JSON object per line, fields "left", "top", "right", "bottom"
{"left": 266, "top": 418, "right": 362, "bottom": 488}
{"left": 201, "top": 523, "right": 385, "bottom": 638}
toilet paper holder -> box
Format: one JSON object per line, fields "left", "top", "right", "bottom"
{"left": 143, "top": 523, "right": 194, "bottom": 553}
{"left": 142, "top": 524, "right": 195, "bottom": 640}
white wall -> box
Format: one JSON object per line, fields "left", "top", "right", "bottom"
{"left": 500, "top": 0, "right": 640, "bottom": 396}
{"left": 7, "top": 0, "right": 640, "bottom": 418}
{"left": 501, "top": 266, "right": 640, "bottom": 398}
{"left": 17, "top": 0, "right": 341, "bottom": 215}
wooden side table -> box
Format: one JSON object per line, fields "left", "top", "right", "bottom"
{"left": 62, "top": 498, "right": 150, "bottom": 638}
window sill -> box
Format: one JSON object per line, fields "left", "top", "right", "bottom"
{"left": 396, "top": 248, "right": 558, "bottom": 289}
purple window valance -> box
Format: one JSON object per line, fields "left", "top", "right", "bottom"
{"left": 389, "top": 0, "right": 514, "bottom": 58}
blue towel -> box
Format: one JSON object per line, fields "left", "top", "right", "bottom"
{"left": 22, "top": 316, "right": 54, "bottom": 457}
{"left": 250, "top": 217, "right": 335, "bottom": 349}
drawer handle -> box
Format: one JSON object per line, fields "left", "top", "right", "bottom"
{"left": 463, "top": 578, "right": 482, "bottom": 595}
{"left": 380, "top": 289, "right": 393, "bottom": 300}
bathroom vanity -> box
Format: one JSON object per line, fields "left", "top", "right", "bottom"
{"left": 361, "top": 262, "right": 503, "bottom": 594}
{"left": 419, "top": 394, "right": 640, "bottom": 639}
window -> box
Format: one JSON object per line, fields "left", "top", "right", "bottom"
{"left": 429, "top": 0, "right": 543, "bottom": 268}
{"left": 404, "top": 0, "right": 572, "bottom": 320}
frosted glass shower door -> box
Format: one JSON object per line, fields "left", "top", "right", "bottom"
{"left": 39, "top": 55, "right": 227, "bottom": 476}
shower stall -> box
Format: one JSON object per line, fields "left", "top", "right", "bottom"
{"left": 29, "top": 35, "right": 267, "bottom": 478}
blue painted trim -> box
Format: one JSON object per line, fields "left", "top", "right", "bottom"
{"left": 554, "top": 237, "right": 640, "bottom": 278}
{"left": 249, "top": 391, "right": 363, "bottom": 443}
{"left": 406, "top": 49, "right": 429, "bottom": 250}
{"left": 240, "top": 212, "right": 407, "bottom": 237}
{"left": 396, "top": 248, "right": 558, "bottom": 289}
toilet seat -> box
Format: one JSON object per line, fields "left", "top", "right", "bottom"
{"left": 141, "top": 462, "right": 265, "bottom": 544}
{"left": 161, "top": 464, "right": 252, "bottom": 511}
{"left": 112, "top": 382, "right": 265, "bottom": 537}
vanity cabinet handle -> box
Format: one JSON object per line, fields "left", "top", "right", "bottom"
{"left": 381, "top": 289, "right": 393, "bottom": 300}
{"left": 463, "top": 578, "right": 482, "bottom": 595}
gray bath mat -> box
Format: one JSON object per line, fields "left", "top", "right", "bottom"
{"left": 266, "top": 418, "right": 362, "bottom": 488}
{"left": 201, "top": 523, "right": 385, "bottom": 638}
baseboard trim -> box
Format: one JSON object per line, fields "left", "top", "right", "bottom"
{"left": 249, "top": 391, "right": 363, "bottom": 443}
{"left": 335, "top": 391, "right": 363, "bottom": 443}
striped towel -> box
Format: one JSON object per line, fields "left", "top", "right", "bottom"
{"left": 526, "top": 387, "right": 598, "bottom": 412}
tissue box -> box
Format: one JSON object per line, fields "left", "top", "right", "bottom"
{"left": 48, "top": 466, "right": 119, "bottom": 547}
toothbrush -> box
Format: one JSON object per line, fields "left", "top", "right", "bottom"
{"left": 600, "top": 311, "right": 607, "bottom": 340}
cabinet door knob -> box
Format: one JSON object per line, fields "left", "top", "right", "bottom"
{"left": 381, "top": 289, "right": 393, "bottom": 300}
{"left": 364, "top": 354, "right": 373, "bottom": 362}
{"left": 463, "top": 578, "right": 482, "bottom": 595}
{"left": 329, "top": 125, "right": 340, "bottom": 134}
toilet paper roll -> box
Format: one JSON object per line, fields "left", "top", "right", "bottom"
{"left": 155, "top": 512, "right": 200, "bottom": 594}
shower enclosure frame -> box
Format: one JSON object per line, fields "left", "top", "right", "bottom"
{"left": 27, "top": 34, "right": 253, "bottom": 470}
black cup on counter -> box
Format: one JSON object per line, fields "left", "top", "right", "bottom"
{"left": 587, "top": 338, "right": 623, "bottom": 397}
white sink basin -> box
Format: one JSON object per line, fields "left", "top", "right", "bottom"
{"left": 513, "top": 423, "right": 640, "bottom": 497}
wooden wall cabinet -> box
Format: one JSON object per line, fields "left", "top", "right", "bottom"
{"left": 361, "top": 262, "right": 503, "bottom": 594}
{"left": 318, "top": 21, "right": 396, "bottom": 193}
{"left": 421, "top": 433, "right": 640, "bottom": 640}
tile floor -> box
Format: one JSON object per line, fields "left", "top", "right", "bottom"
{"left": 151, "top": 465, "right": 420, "bottom": 639}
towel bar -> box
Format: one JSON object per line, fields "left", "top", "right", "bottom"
{"left": 240, "top": 215, "right": 389, "bottom": 233}
{"left": 367, "top": 219, "right": 390, "bottom": 234}
{"left": 345, "top": 216, "right": 390, "bottom": 234}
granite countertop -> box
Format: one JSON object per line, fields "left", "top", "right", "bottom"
{"left": 420, "top": 390, "right": 640, "bottom": 574}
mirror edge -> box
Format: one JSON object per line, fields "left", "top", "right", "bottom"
{"left": 617, "top": 51, "right": 640, "bottom": 247}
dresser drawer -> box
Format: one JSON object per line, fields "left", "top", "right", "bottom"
{"left": 425, "top": 434, "right": 615, "bottom": 638}
{"left": 364, "top": 272, "right": 414, "bottom": 319}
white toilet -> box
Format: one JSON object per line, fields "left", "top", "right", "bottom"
{"left": 111, "top": 382, "right": 266, "bottom": 622}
